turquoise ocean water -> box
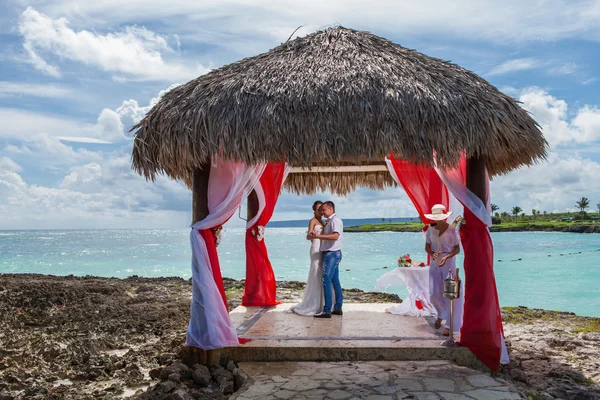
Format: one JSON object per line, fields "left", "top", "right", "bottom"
{"left": 1, "top": 229, "right": 598, "bottom": 317}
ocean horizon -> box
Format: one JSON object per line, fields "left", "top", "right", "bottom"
{"left": 1, "top": 228, "right": 598, "bottom": 317}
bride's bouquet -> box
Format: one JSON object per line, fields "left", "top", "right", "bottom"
{"left": 397, "top": 254, "right": 425, "bottom": 268}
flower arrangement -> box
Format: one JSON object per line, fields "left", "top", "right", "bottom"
{"left": 251, "top": 225, "right": 266, "bottom": 242}
{"left": 397, "top": 254, "right": 425, "bottom": 267}
{"left": 398, "top": 254, "right": 412, "bottom": 267}
{"left": 212, "top": 226, "right": 223, "bottom": 247}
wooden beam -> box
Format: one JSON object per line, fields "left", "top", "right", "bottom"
{"left": 288, "top": 165, "right": 389, "bottom": 174}
{"left": 466, "top": 155, "right": 487, "bottom": 204}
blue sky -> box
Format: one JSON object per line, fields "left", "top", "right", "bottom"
{"left": 1, "top": 0, "right": 600, "bottom": 229}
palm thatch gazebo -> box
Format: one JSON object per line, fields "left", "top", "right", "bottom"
{"left": 131, "top": 27, "right": 547, "bottom": 369}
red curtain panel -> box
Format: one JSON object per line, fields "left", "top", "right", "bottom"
{"left": 242, "top": 162, "right": 287, "bottom": 306}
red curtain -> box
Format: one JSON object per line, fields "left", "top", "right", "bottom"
{"left": 389, "top": 155, "right": 504, "bottom": 369}
{"left": 460, "top": 209, "right": 503, "bottom": 369}
{"left": 437, "top": 157, "right": 504, "bottom": 370}
{"left": 388, "top": 155, "right": 450, "bottom": 265}
{"left": 242, "top": 163, "right": 287, "bottom": 306}
{"left": 387, "top": 155, "right": 449, "bottom": 223}
{"left": 197, "top": 228, "right": 229, "bottom": 311}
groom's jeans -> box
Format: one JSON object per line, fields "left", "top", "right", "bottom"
{"left": 322, "top": 250, "right": 343, "bottom": 314}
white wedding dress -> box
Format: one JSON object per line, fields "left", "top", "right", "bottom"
{"left": 291, "top": 225, "right": 333, "bottom": 316}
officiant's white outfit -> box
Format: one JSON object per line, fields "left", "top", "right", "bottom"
{"left": 427, "top": 225, "right": 464, "bottom": 331}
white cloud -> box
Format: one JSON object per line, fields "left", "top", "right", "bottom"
{"left": 549, "top": 62, "right": 578, "bottom": 75}
{"left": 26, "top": 0, "right": 600, "bottom": 49}
{"left": 519, "top": 87, "right": 600, "bottom": 146}
{"left": 0, "top": 157, "right": 22, "bottom": 172}
{"left": 0, "top": 81, "right": 70, "bottom": 97}
{"left": 582, "top": 78, "right": 598, "bottom": 85}
{"left": 492, "top": 153, "right": 600, "bottom": 215}
{"left": 572, "top": 106, "right": 600, "bottom": 142}
{"left": 19, "top": 7, "right": 207, "bottom": 81}
{"left": 489, "top": 87, "right": 600, "bottom": 214}
{"left": 55, "top": 137, "right": 111, "bottom": 144}
{"left": 22, "top": 41, "right": 61, "bottom": 77}
{"left": 116, "top": 83, "right": 180, "bottom": 129}
{"left": 0, "top": 107, "right": 126, "bottom": 143}
{"left": 0, "top": 151, "right": 192, "bottom": 229}
{"left": 488, "top": 58, "right": 542, "bottom": 76}
{"left": 22, "top": 133, "right": 104, "bottom": 168}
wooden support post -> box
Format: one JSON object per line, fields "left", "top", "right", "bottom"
{"left": 466, "top": 155, "right": 487, "bottom": 203}
{"left": 185, "top": 163, "right": 211, "bottom": 366}
{"left": 247, "top": 189, "right": 259, "bottom": 224}
{"left": 192, "top": 164, "right": 211, "bottom": 224}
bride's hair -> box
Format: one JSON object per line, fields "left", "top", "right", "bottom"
{"left": 312, "top": 201, "right": 323, "bottom": 211}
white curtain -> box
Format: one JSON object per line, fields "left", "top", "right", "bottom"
{"left": 435, "top": 166, "right": 509, "bottom": 365}
{"left": 436, "top": 167, "right": 491, "bottom": 227}
{"left": 185, "top": 160, "right": 266, "bottom": 350}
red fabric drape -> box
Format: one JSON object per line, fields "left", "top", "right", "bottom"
{"left": 460, "top": 209, "right": 503, "bottom": 369}
{"left": 389, "top": 155, "right": 504, "bottom": 369}
{"left": 387, "top": 155, "right": 449, "bottom": 223}
{"left": 242, "top": 163, "right": 287, "bottom": 306}
{"left": 440, "top": 157, "right": 504, "bottom": 370}
{"left": 197, "top": 229, "right": 228, "bottom": 311}
{"left": 388, "top": 155, "right": 450, "bottom": 265}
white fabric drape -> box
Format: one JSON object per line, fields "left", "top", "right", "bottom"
{"left": 246, "top": 164, "right": 290, "bottom": 229}
{"left": 436, "top": 167, "right": 492, "bottom": 227}
{"left": 186, "top": 160, "right": 266, "bottom": 350}
{"left": 375, "top": 267, "right": 436, "bottom": 317}
{"left": 435, "top": 166, "right": 509, "bottom": 364}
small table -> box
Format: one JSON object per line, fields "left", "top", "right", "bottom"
{"left": 375, "top": 266, "right": 435, "bottom": 317}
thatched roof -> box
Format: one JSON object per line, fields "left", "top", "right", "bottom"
{"left": 132, "top": 26, "right": 547, "bottom": 194}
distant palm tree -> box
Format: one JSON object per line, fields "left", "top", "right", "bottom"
{"left": 511, "top": 206, "right": 522, "bottom": 221}
{"left": 576, "top": 197, "right": 590, "bottom": 221}
{"left": 597, "top": 202, "right": 600, "bottom": 221}
{"left": 381, "top": 218, "right": 385, "bottom": 223}
{"left": 491, "top": 204, "right": 499, "bottom": 213}
{"left": 532, "top": 209, "right": 537, "bottom": 220}
{"left": 501, "top": 212, "right": 510, "bottom": 221}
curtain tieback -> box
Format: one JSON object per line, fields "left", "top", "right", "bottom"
{"left": 251, "top": 225, "right": 266, "bottom": 242}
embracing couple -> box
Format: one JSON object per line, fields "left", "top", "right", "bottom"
{"left": 291, "top": 200, "right": 344, "bottom": 319}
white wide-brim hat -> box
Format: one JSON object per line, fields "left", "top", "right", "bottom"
{"left": 424, "top": 204, "right": 452, "bottom": 221}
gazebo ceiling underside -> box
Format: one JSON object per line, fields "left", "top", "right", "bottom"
{"left": 284, "top": 170, "right": 396, "bottom": 196}
{"left": 131, "top": 27, "right": 548, "bottom": 194}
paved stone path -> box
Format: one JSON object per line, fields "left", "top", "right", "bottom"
{"left": 232, "top": 361, "right": 522, "bottom": 400}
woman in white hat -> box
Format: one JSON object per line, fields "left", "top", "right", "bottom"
{"left": 424, "top": 204, "right": 463, "bottom": 336}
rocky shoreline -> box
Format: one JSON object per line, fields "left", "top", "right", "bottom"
{"left": 0, "top": 274, "right": 598, "bottom": 399}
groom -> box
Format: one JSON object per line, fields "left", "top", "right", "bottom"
{"left": 310, "top": 201, "right": 343, "bottom": 318}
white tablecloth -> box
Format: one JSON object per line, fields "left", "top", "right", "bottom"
{"left": 375, "top": 266, "right": 436, "bottom": 317}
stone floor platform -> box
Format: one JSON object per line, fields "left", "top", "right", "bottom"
{"left": 225, "top": 303, "right": 484, "bottom": 370}
{"left": 231, "top": 361, "right": 521, "bottom": 400}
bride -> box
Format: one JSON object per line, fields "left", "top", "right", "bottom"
{"left": 291, "top": 201, "right": 332, "bottom": 316}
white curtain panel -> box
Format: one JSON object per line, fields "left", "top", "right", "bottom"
{"left": 186, "top": 160, "right": 266, "bottom": 350}
{"left": 435, "top": 167, "right": 492, "bottom": 227}
{"left": 435, "top": 166, "right": 509, "bottom": 364}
